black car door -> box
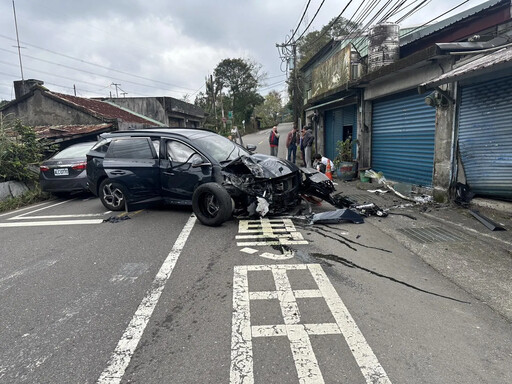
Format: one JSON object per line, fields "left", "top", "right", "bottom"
{"left": 160, "top": 139, "right": 214, "bottom": 204}
{"left": 103, "top": 137, "right": 161, "bottom": 203}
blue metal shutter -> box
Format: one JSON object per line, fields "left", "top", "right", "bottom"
{"left": 324, "top": 109, "right": 343, "bottom": 160}
{"left": 458, "top": 75, "right": 512, "bottom": 199}
{"left": 372, "top": 91, "right": 436, "bottom": 186}
{"left": 342, "top": 105, "right": 358, "bottom": 157}
{"left": 324, "top": 105, "right": 357, "bottom": 160}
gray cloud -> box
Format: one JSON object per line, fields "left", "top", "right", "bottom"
{"left": 0, "top": 0, "right": 483, "bottom": 101}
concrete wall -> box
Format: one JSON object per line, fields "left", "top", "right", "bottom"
{"left": 105, "top": 98, "right": 168, "bottom": 125}
{"left": 363, "top": 62, "right": 445, "bottom": 100}
{"left": 2, "top": 89, "right": 103, "bottom": 126}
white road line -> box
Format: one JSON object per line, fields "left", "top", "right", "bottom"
{"left": 96, "top": 214, "right": 197, "bottom": 384}
{"left": 308, "top": 264, "right": 391, "bottom": 384}
{"left": 231, "top": 266, "right": 254, "bottom": 384}
{"left": 12, "top": 212, "right": 110, "bottom": 220}
{"left": 0, "top": 202, "right": 50, "bottom": 217}
{"left": 0, "top": 219, "right": 104, "bottom": 227}
{"left": 8, "top": 199, "right": 73, "bottom": 220}
{"left": 230, "top": 264, "right": 392, "bottom": 384}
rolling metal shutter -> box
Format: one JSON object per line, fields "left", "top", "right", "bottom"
{"left": 372, "top": 91, "right": 436, "bottom": 186}
{"left": 458, "top": 75, "right": 512, "bottom": 199}
{"left": 324, "top": 109, "right": 343, "bottom": 160}
{"left": 324, "top": 105, "right": 357, "bottom": 161}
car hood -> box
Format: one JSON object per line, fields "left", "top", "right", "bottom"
{"left": 225, "top": 154, "right": 299, "bottom": 179}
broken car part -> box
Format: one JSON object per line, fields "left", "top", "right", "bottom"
{"left": 469, "top": 210, "right": 506, "bottom": 231}
{"left": 311, "top": 209, "right": 364, "bottom": 224}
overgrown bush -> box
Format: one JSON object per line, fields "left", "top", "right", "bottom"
{"left": 0, "top": 119, "right": 53, "bottom": 183}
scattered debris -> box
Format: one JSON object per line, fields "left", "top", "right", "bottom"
{"left": 353, "top": 203, "right": 388, "bottom": 217}
{"left": 469, "top": 210, "right": 506, "bottom": 231}
{"left": 365, "top": 169, "right": 433, "bottom": 204}
{"left": 367, "top": 189, "right": 389, "bottom": 194}
{"left": 103, "top": 215, "right": 131, "bottom": 223}
{"left": 311, "top": 209, "right": 364, "bottom": 224}
{"left": 330, "top": 193, "right": 387, "bottom": 217}
{"left": 387, "top": 212, "right": 417, "bottom": 220}
{"left": 454, "top": 182, "right": 475, "bottom": 207}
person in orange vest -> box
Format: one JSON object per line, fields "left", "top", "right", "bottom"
{"left": 313, "top": 153, "right": 334, "bottom": 179}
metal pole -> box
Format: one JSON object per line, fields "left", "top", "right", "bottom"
{"left": 12, "top": 0, "right": 24, "bottom": 81}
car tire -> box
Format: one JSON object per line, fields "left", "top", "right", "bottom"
{"left": 192, "top": 183, "right": 232, "bottom": 226}
{"left": 99, "top": 179, "right": 127, "bottom": 211}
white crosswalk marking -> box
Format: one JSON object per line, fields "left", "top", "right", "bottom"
{"left": 230, "top": 264, "right": 392, "bottom": 384}
{"left": 236, "top": 218, "right": 308, "bottom": 246}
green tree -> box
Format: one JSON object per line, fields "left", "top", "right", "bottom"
{"left": 214, "top": 58, "right": 264, "bottom": 127}
{"left": 253, "top": 90, "right": 284, "bottom": 129}
{"left": 0, "top": 119, "right": 50, "bottom": 183}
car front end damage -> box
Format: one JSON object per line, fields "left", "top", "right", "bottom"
{"left": 220, "top": 155, "right": 340, "bottom": 217}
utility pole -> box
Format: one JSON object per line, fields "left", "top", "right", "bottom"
{"left": 73, "top": 84, "right": 76, "bottom": 96}
{"left": 12, "top": 0, "right": 24, "bottom": 81}
{"left": 111, "top": 83, "right": 120, "bottom": 98}
{"left": 276, "top": 40, "right": 299, "bottom": 125}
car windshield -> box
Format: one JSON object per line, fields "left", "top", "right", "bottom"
{"left": 52, "top": 142, "right": 96, "bottom": 159}
{"left": 194, "top": 134, "right": 250, "bottom": 163}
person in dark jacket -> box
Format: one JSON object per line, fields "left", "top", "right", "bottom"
{"left": 285, "top": 124, "right": 299, "bottom": 163}
{"left": 269, "top": 126, "right": 280, "bottom": 156}
{"left": 303, "top": 126, "right": 314, "bottom": 168}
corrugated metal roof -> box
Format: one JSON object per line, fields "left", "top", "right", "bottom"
{"left": 34, "top": 123, "right": 113, "bottom": 139}
{"left": 421, "top": 45, "right": 512, "bottom": 88}
{"left": 50, "top": 92, "right": 156, "bottom": 125}
{"left": 400, "top": 0, "right": 507, "bottom": 46}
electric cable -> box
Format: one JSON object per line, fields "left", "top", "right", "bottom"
{"left": 0, "top": 33, "right": 200, "bottom": 91}
{"left": 286, "top": 0, "right": 313, "bottom": 45}
{"left": 0, "top": 47, "right": 192, "bottom": 94}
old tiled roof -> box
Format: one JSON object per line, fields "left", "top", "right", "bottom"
{"left": 49, "top": 92, "right": 156, "bottom": 125}
{"left": 34, "top": 123, "right": 113, "bottom": 139}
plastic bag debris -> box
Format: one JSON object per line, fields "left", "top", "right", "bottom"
{"left": 256, "top": 197, "right": 269, "bottom": 217}
{"left": 311, "top": 209, "right": 364, "bottom": 224}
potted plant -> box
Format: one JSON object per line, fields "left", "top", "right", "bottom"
{"left": 333, "top": 137, "right": 357, "bottom": 180}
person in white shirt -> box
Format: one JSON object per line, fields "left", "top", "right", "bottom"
{"left": 313, "top": 153, "right": 334, "bottom": 174}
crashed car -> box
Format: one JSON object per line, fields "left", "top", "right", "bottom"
{"left": 86, "top": 128, "right": 339, "bottom": 226}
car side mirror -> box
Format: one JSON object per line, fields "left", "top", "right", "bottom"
{"left": 246, "top": 144, "right": 257, "bottom": 153}
{"left": 191, "top": 155, "right": 209, "bottom": 168}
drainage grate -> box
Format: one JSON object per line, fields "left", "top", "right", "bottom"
{"left": 397, "top": 226, "right": 465, "bottom": 244}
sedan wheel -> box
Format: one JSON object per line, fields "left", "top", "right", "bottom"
{"left": 192, "top": 183, "right": 232, "bottom": 226}
{"left": 99, "top": 180, "right": 126, "bottom": 211}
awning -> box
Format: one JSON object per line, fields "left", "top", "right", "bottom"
{"left": 420, "top": 46, "right": 512, "bottom": 90}
{"left": 304, "top": 96, "right": 353, "bottom": 112}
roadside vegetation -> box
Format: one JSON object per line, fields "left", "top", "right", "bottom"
{"left": 0, "top": 116, "right": 54, "bottom": 212}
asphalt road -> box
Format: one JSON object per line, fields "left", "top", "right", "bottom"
{"left": 1, "top": 131, "right": 511, "bottom": 383}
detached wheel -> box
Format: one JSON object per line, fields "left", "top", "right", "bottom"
{"left": 99, "top": 179, "right": 127, "bottom": 211}
{"left": 192, "top": 183, "right": 232, "bottom": 226}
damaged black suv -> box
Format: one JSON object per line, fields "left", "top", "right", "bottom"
{"left": 86, "top": 128, "right": 338, "bottom": 226}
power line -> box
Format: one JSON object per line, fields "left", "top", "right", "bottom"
{"left": 286, "top": 0, "right": 313, "bottom": 44}
{"left": 295, "top": 0, "right": 329, "bottom": 41}
{"left": 0, "top": 47, "right": 188, "bottom": 95}
{"left": 0, "top": 33, "right": 200, "bottom": 92}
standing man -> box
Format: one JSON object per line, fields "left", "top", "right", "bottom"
{"left": 269, "top": 126, "right": 280, "bottom": 157}
{"left": 286, "top": 124, "right": 299, "bottom": 163}
{"left": 303, "top": 125, "right": 314, "bottom": 168}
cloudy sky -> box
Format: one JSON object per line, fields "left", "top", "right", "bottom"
{"left": 0, "top": 0, "right": 485, "bottom": 102}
